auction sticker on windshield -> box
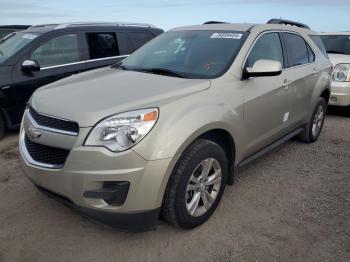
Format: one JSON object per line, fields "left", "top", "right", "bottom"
{"left": 210, "top": 33, "right": 243, "bottom": 39}
{"left": 22, "top": 34, "right": 38, "bottom": 40}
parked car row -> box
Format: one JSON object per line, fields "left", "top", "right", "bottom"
{"left": 14, "top": 18, "right": 336, "bottom": 230}
{"left": 0, "top": 22, "right": 163, "bottom": 138}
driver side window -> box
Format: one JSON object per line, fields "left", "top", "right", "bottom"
{"left": 247, "top": 33, "right": 284, "bottom": 68}
{"left": 31, "top": 34, "right": 80, "bottom": 67}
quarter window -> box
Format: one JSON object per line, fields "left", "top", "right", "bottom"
{"left": 128, "top": 31, "right": 154, "bottom": 50}
{"left": 31, "top": 34, "right": 80, "bottom": 67}
{"left": 283, "top": 33, "right": 309, "bottom": 67}
{"left": 86, "top": 32, "right": 120, "bottom": 59}
{"left": 246, "top": 33, "right": 284, "bottom": 68}
{"left": 307, "top": 44, "right": 315, "bottom": 63}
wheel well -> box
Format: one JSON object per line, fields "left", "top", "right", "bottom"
{"left": 198, "top": 129, "right": 236, "bottom": 184}
{"left": 320, "top": 89, "right": 330, "bottom": 104}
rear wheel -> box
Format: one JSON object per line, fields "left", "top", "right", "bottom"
{"left": 0, "top": 112, "right": 5, "bottom": 140}
{"left": 161, "top": 139, "right": 228, "bottom": 229}
{"left": 297, "top": 97, "right": 326, "bottom": 143}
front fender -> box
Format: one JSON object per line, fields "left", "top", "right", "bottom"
{"left": 133, "top": 91, "right": 244, "bottom": 162}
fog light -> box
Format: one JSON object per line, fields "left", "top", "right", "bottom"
{"left": 83, "top": 181, "right": 130, "bottom": 206}
{"left": 330, "top": 96, "right": 337, "bottom": 103}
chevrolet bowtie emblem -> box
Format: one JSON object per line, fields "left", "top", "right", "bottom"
{"left": 28, "top": 126, "right": 42, "bottom": 139}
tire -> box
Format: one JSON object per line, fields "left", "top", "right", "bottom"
{"left": 161, "top": 139, "right": 228, "bottom": 229}
{"left": 0, "top": 112, "right": 5, "bottom": 140}
{"left": 297, "top": 97, "right": 327, "bottom": 143}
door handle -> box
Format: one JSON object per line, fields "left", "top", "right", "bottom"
{"left": 313, "top": 68, "right": 318, "bottom": 75}
{"left": 282, "top": 79, "right": 291, "bottom": 89}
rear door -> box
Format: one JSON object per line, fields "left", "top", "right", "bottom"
{"left": 83, "top": 31, "right": 130, "bottom": 70}
{"left": 242, "top": 32, "right": 293, "bottom": 155}
{"left": 281, "top": 32, "right": 316, "bottom": 125}
{"left": 11, "top": 32, "right": 86, "bottom": 123}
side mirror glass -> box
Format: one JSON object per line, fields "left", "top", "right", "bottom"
{"left": 243, "top": 59, "right": 282, "bottom": 78}
{"left": 21, "top": 60, "right": 40, "bottom": 72}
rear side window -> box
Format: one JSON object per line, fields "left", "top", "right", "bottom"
{"left": 246, "top": 32, "right": 284, "bottom": 68}
{"left": 283, "top": 33, "right": 309, "bottom": 67}
{"left": 307, "top": 44, "right": 315, "bottom": 63}
{"left": 116, "top": 32, "right": 130, "bottom": 55}
{"left": 310, "top": 35, "right": 328, "bottom": 57}
{"left": 86, "top": 32, "right": 119, "bottom": 59}
{"left": 128, "top": 31, "right": 154, "bottom": 50}
{"left": 31, "top": 34, "right": 80, "bottom": 67}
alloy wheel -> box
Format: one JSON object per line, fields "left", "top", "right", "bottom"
{"left": 186, "top": 158, "right": 222, "bottom": 217}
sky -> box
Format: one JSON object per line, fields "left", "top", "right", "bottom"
{"left": 1, "top": 0, "right": 349, "bottom": 32}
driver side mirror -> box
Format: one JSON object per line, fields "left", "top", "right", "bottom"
{"left": 21, "top": 60, "right": 40, "bottom": 72}
{"left": 243, "top": 59, "right": 282, "bottom": 79}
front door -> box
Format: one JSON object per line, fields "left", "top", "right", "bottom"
{"left": 242, "top": 32, "right": 293, "bottom": 156}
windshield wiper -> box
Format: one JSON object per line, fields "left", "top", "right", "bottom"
{"left": 327, "top": 50, "right": 348, "bottom": 55}
{"left": 133, "top": 67, "right": 187, "bottom": 78}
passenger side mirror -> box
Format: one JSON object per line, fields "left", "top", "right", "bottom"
{"left": 243, "top": 59, "right": 282, "bottom": 79}
{"left": 21, "top": 60, "right": 40, "bottom": 72}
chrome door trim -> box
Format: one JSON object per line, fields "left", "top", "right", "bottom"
{"left": 40, "top": 55, "right": 129, "bottom": 70}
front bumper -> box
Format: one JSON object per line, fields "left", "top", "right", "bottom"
{"left": 19, "top": 111, "right": 177, "bottom": 229}
{"left": 329, "top": 81, "right": 350, "bottom": 107}
{"left": 36, "top": 185, "right": 160, "bottom": 231}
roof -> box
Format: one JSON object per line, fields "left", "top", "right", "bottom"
{"left": 25, "top": 22, "right": 161, "bottom": 33}
{"left": 319, "top": 32, "right": 350, "bottom": 36}
{"left": 170, "top": 23, "right": 317, "bottom": 35}
{"left": 28, "top": 22, "right": 157, "bottom": 30}
{"left": 170, "top": 23, "right": 256, "bottom": 32}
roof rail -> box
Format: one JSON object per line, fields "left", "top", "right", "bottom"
{"left": 27, "top": 24, "right": 59, "bottom": 29}
{"left": 267, "top": 19, "right": 310, "bottom": 29}
{"left": 29, "top": 22, "right": 156, "bottom": 30}
{"left": 203, "top": 21, "right": 228, "bottom": 25}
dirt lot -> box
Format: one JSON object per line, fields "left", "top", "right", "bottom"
{"left": 0, "top": 111, "right": 349, "bottom": 262}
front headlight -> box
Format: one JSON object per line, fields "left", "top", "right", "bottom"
{"left": 332, "top": 64, "right": 350, "bottom": 82}
{"left": 85, "top": 108, "right": 158, "bottom": 152}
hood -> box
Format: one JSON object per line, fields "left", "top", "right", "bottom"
{"left": 30, "top": 67, "right": 210, "bottom": 127}
{"left": 327, "top": 53, "right": 350, "bottom": 66}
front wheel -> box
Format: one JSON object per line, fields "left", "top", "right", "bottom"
{"left": 297, "top": 97, "right": 327, "bottom": 143}
{"left": 161, "top": 139, "right": 228, "bottom": 229}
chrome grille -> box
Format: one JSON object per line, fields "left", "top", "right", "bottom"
{"left": 28, "top": 106, "right": 79, "bottom": 135}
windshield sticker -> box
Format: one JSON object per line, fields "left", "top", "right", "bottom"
{"left": 210, "top": 33, "right": 243, "bottom": 39}
{"left": 22, "top": 34, "right": 37, "bottom": 40}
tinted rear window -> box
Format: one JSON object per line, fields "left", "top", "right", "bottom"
{"left": 86, "top": 32, "right": 120, "bottom": 59}
{"left": 320, "top": 35, "right": 350, "bottom": 55}
{"left": 310, "top": 35, "right": 328, "bottom": 57}
{"left": 283, "top": 33, "right": 309, "bottom": 67}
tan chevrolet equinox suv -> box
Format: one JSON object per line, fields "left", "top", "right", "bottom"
{"left": 20, "top": 19, "right": 332, "bottom": 230}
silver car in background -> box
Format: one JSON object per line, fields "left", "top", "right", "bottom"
{"left": 320, "top": 32, "right": 350, "bottom": 114}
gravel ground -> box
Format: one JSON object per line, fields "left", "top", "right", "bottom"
{"left": 0, "top": 111, "right": 349, "bottom": 262}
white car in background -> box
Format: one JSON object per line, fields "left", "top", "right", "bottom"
{"left": 320, "top": 32, "right": 350, "bottom": 115}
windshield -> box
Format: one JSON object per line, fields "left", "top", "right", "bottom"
{"left": 121, "top": 30, "right": 246, "bottom": 79}
{"left": 320, "top": 35, "right": 350, "bottom": 55}
{"left": 0, "top": 32, "right": 39, "bottom": 64}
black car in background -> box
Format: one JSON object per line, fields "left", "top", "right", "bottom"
{"left": 0, "top": 25, "right": 31, "bottom": 39}
{"left": 0, "top": 22, "right": 163, "bottom": 138}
